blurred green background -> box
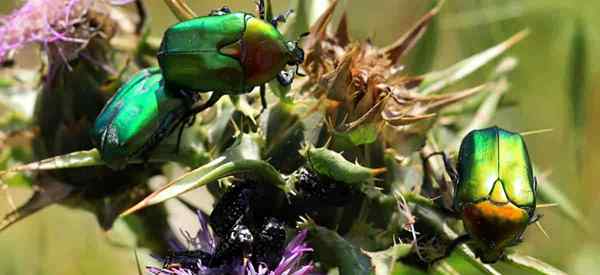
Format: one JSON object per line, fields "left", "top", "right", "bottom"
{"left": 1, "top": 0, "right": 599, "bottom": 274}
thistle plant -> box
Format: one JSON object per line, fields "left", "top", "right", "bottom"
{"left": 0, "top": 0, "right": 587, "bottom": 274}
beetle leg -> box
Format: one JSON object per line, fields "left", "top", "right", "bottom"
{"left": 188, "top": 92, "right": 224, "bottom": 115}
{"left": 528, "top": 213, "right": 543, "bottom": 224}
{"left": 276, "top": 69, "right": 295, "bottom": 86}
{"left": 259, "top": 84, "right": 268, "bottom": 114}
{"left": 174, "top": 116, "right": 189, "bottom": 154}
{"left": 270, "top": 10, "right": 294, "bottom": 27}
{"left": 173, "top": 89, "right": 200, "bottom": 108}
{"left": 425, "top": 151, "right": 459, "bottom": 185}
{"left": 430, "top": 234, "right": 471, "bottom": 264}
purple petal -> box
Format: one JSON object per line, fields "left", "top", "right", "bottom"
{"left": 193, "top": 210, "right": 217, "bottom": 253}
{"left": 273, "top": 230, "right": 315, "bottom": 275}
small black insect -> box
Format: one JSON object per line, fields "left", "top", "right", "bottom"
{"left": 209, "top": 183, "right": 255, "bottom": 238}
{"left": 252, "top": 217, "right": 286, "bottom": 269}
{"left": 295, "top": 167, "right": 354, "bottom": 206}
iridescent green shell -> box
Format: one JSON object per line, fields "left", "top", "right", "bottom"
{"left": 455, "top": 127, "right": 536, "bottom": 209}
{"left": 158, "top": 12, "right": 291, "bottom": 94}
{"left": 91, "top": 67, "right": 186, "bottom": 169}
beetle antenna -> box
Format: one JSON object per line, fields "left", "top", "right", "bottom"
{"left": 520, "top": 128, "right": 553, "bottom": 136}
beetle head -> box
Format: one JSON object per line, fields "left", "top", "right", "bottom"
{"left": 286, "top": 41, "right": 305, "bottom": 66}
{"left": 286, "top": 32, "right": 309, "bottom": 66}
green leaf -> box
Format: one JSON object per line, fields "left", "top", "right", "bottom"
{"left": 306, "top": 224, "right": 373, "bottom": 275}
{"left": 0, "top": 149, "right": 103, "bottom": 175}
{"left": 407, "top": 0, "right": 440, "bottom": 75}
{"left": 264, "top": 0, "right": 274, "bottom": 21}
{"left": 120, "top": 134, "right": 286, "bottom": 217}
{"left": 419, "top": 30, "right": 527, "bottom": 94}
{"left": 304, "top": 145, "right": 386, "bottom": 185}
{"left": 393, "top": 262, "right": 428, "bottom": 275}
{"left": 0, "top": 78, "right": 13, "bottom": 88}
{"left": 223, "top": 133, "right": 263, "bottom": 162}
{"left": 207, "top": 97, "right": 237, "bottom": 152}
{"left": 569, "top": 18, "right": 587, "bottom": 175}
{"left": 504, "top": 254, "right": 568, "bottom": 275}
{"left": 333, "top": 123, "right": 378, "bottom": 146}
{"left": 262, "top": 103, "right": 305, "bottom": 173}
{"left": 365, "top": 244, "right": 413, "bottom": 275}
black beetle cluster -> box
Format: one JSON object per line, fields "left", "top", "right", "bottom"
{"left": 294, "top": 167, "right": 354, "bottom": 207}
{"left": 160, "top": 167, "right": 355, "bottom": 270}
{"left": 209, "top": 182, "right": 287, "bottom": 269}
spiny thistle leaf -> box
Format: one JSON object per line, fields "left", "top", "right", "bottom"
{"left": 304, "top": 223, "right": 373, "bottom": 275}
{"left": 418, "top": 30, "right": 528, "bottom": 94}
{"left": 262, "top": 103, "right": 307, "bottom": 173}
{"left": 302, "top": 145, "right": 386, "bottom": 185}
{"left": 120, "top": 157, "right": 288, "bottom": 217}
{"left": 332, "top": 122, "right": 378, "bottom": 146}
{"left": 364, "top": 243, "right": 412, "bottom": 275}
{"left": 0, "top": 149, "right": 103, "bottom": 175}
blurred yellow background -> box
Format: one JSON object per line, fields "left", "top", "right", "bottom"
{"left": 1, "top": 0, "right": 599, "bottom": 274}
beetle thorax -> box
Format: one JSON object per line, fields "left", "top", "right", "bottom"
{"left": 239, "top": 17, "right": 289, "bottom": 86}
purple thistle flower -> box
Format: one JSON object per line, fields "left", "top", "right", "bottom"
{"left": 246, "top": 229, "right": 315, "bottom": 275}
{"left": 148, "top": 211, "right": 315, "bottom": 275}
{"left": 0, "top": 0, "right": 134, "bottom": 62}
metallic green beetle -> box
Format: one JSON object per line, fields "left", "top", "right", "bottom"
{"left": 91, "top": 67, "right": 196, "bottom": 170}
{"left": 157, "top": 4, "right": 305, "bottom": 111}
{"left": 430, "top": 126, "right": 537, "bottom": 263}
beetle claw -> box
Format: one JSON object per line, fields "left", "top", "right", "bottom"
{"left": 209, "top": 6, "right": 231, "bottom": 16}
{"left": 259, "top": 85, "right": 268, "bottom": 114}
{"left": 270, "top": 10, "right": 294, "bottom": 27}
{"left": 430, "top": 234, "right": 471, "bottom": 264}
{"left": 276, "top": 69, "right": 295, "bottom": 86}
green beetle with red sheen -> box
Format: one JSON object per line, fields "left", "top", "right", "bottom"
{"left": 158, "top": 6, "right": 304, "bottom": 109}
{"left": 431, "top": 126, "right": 537, "bottom": 263}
